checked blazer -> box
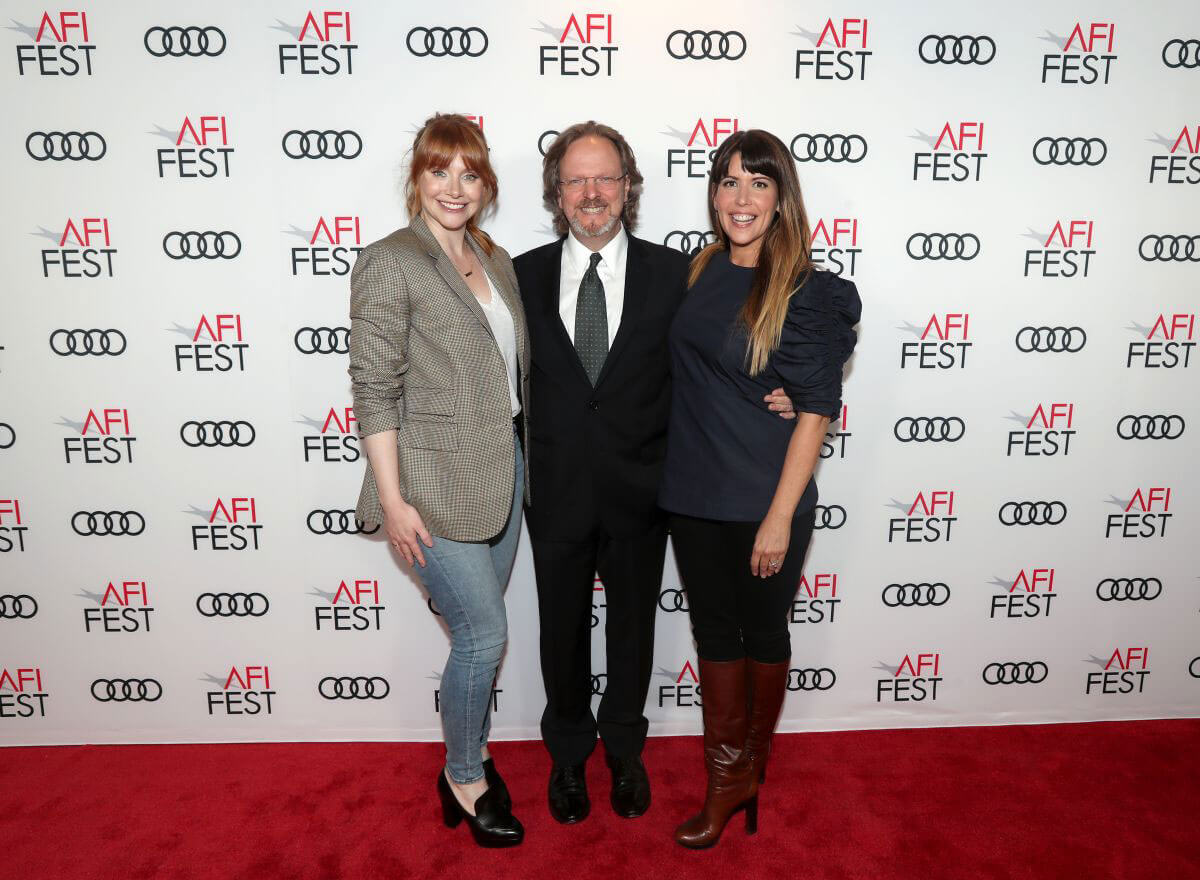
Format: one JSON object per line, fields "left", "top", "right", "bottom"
{"left": 348, "top": 214, "right": 530, "bottom": 542}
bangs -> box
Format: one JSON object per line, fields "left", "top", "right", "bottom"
{"left": 412, "top": 119, "right": 491, "bottom": 177}
{"left": 712, "top": 130, "right": 786, "bottom": 184}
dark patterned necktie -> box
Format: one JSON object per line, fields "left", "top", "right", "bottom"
{"left": 574, "top": 251, "right": 608, "bottom": 385}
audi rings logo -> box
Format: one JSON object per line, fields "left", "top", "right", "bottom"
{"left": 881, "top": 583, "right": 950, "bottom": 607}
{"left": 981, "top": 662, "right": 1048, "bottom": 685}
{"left": 50, "top": 328, "right": 127, "bottom": 357}
{"left": 318, "top": 676, "right": 390, "bottom": 700}
{"left": 894, "top": 417, "right": 965, "bottom": 443}
{"left": 537, "top": 129, "right": 560, "bottom": 158}
{"left": 997, "top": 501, "right": 1067, "bottom": 527}
{"left": 1116, "top": 415, "right": 1185, "bottom": 440}
{"left": 658, "top": 588, "right": 689, "bottom": 613}
{"left": 0, "top": 595, "right": 38, "bottom": 619}
{"left": 918, "top": 34, "right": 996, "bottom": 64}
{"left": 282, "top": 130, "right": 362, "bottom": 160}
{"left": 664, "top": 230, "right": 717, "bottom": 256}
{"left": 163, "top": 231, "right": 241, "bottom": 260}
{"left": 0, "top": 423, "right": 14, "bottom": 450}
{"left": 195, "top": 592, "right": 269, "bottom": 617}
{"left": 1015, "top": 326, "right": 1086, "bottom": 353}
{"left": 813, "top": 505, "right": 847, "bottom": 530}
{"left": 1138, "top": 234, "right": 1199, "bottom": 263}
{"left": 591, "top": 673, "right": 607, "bottom": 696}
{"left": 1096, "top": 577, "right": 1163, "bottom": 601}
{"left": 787, "top": 668, "right": 835, "bottom": 691}
{"left": 1032, "top": 137, "right": 1106, "bottom": 166}
{"left": 144, "top": 25, "right": 226, "bottom": 58}
{"left": 294, "top": 326, "right": 350, "bottom": 355}
{"left": 306, "top": 509, "right": 379, "bottom": 535}
{"left": 1162, "top": 39, "right": 1200, "bottom": 69}
{"left": 26, "top": 131, "right": 106, "bottom": 162}
{"left": 71, "top": 511, "right": 146, "bottom": 537}
{"left": 91, "top": 678, "right": 163, "bottom": 702}
{"left": 906, "top": 232, "right": 980, "bottom": 261}
{"left": 790, "top": 133, "right": 867, "bottom": 163}
{"left": 180, "top": 420, "right": 256, "bottom": 448}
{"left": 666, "top": 30, "right": 746, "bottom": 60}
{"left": 406, "top": 26, "right": 488, "bottom": 58}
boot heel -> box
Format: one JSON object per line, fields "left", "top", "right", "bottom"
{"left": 744, "top": 795, "right": 758, "bottom": 835}
{"left": 436, "top": 771, "right": 464, "bottom": 828}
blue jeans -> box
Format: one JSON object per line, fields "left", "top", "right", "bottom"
{"left": 418, "top": 429, "right": 523, "bottom": 784}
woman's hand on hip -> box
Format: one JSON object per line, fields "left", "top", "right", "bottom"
{"left": 382, "top": 500, "right": 433, "bottom": 567}
{"left": 751, "top": 512, "right": 791, "bottom": 579}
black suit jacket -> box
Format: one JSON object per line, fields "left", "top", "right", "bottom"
{"left": 514, "top": 234, "right": 689, "bottom": 541}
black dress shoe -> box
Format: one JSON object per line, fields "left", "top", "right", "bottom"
{"left": 606, "top": 754, "right": 650, "bottom": 818}
{"left": 483, "top": 758, "right": 511, "bottom": 811}
{"left": 437, "top": 770, "right": 524, "bottom": 848}
{"left": 547, "top": 763, "right": 590, "bottom": 824}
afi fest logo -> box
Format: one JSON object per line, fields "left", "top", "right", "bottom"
{"left": 275, "top": 10, "right": 355, "bottom": 74}
{"left": 1023, "top": 220, "right": 1095, "bottom": 277}
{"left": 912, "top": 122, "right": 987, "bottom": 182}
{"left": 288, "top": 216, "right": 362, "bottom": 275}
{"left": 38, "top": 217, "right": 115, "bottom": 278}
{"left": 876, "top": 653, "right": 941, "bottom": 703}
{"left": 888, "top": 491, "right": 957, "bottom": 543}
{"left": 821, "top": 405, "right": 851, "bottom": 459}
{"left": 1105, "top": 488, "right": 1172, "bottom": 539}
{"left": 1126, "top": 313, "right": 1194, "bottom": 368}
{"left": 1085, "top": 648, "right": 1150, "bottom": 695}
{"left": 61, "top": 407, "right": 136, "bottom": 464}
{"left": 537, "top": 13, "right": 617, "bottom": 77}
{"left": 0, "top": 667, "right": 47, "bottom": 718}
{"left": 665, "top": 117, "right": 740, "bottom": 179}
{"left": 987, "top": 568, "right": 1056, "bottom": 619}
{"left": 811, "top": 218, "right": 861, "bottom": 278}
{"left": 790, "top": 572, "right": 840, "bottom": 624}
{"left": 1041, "top": 22, "right": 1116, "bottom": 84}
{"left": 657, "top": 661, "right": 701, "bottom": 708}
{"left": 172, "top": 313, "right": 248, "bottom": 372}
{"left": 899, "top": 314, "right": 971, "bottom": 369}
{"left": 205, "top": 665, "right": 274, "bottom": 715}
{"left": 13, "top": 10, "right": 94, "bottom": 75}
{"left": 154, "top": 114, "right": 233, "bottom": 178}
{"left": 299, "top": 406, "right": 359, "bottom": 462}
{"left": 190, "top": 497, "right": 262, "bottom": 550}
{"left": 312, "top": 579, "right": 384, "bottom": 631}
{"left": 1149, "top": 125, "right": 1200, "bottom": 184}
{"left": 794, "top": 17, "right": 870, "bottom": 80}
{"left": 0, "top": 499, "right": 28, "bottom": 553}
{"left": 81, "top": 580, "right": 153, "bottom": 633}
{"left": 1005, "top": 403, "right": 1076, "bottom": 457}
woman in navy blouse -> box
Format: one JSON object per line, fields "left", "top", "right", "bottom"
{"left": 659, "top": 129, "right": 861, "bottom": 849}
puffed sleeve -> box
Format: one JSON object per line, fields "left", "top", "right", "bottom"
{"left": 773, "top": 271, "right": 861, "bottom": 423}
{"left": 348, "top": 243, "right": 410, "bottom": 437}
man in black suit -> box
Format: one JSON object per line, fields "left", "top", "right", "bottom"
{"left": 515, "top": 122, "right": 793, "bottom": 824}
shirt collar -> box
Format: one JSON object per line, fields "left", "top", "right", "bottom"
{"left": 564, "top": 224, "right": 627, "bottom": 276}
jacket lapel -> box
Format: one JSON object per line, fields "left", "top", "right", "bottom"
{"left": 594, "top": 235, "right": 649, "bottom": 389}
{"left": 541, "top": 238, "right": 593, "bottom": 386}
{"left": 410, "top": 215, "right": 492, "bottom": 339}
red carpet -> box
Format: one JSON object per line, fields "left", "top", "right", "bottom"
{"left": 2, "top": 720, "right": 1198, "bottom": 880}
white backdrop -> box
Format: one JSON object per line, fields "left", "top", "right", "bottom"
{"left": 1, "top": 0, "right": 1198, "bottom": 746}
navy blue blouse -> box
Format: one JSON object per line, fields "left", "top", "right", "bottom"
{"left": 658, "top": 250, "right": 861, "bottom": 522}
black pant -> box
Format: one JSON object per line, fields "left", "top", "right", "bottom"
{"left": 531, "top": 523, "right": 668, "bottom": 765}
{"left": 668, "top": 510, "right": 816, "bottom": 663}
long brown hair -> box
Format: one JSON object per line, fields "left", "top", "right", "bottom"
{"left": 688, "top": 130, "right": 813, "bottom": 375}
{"left": 540, "top": 121, "right": 644, "bottom": 237}
{"left": 405, "top": 113, "right": 498, "bottom": 255}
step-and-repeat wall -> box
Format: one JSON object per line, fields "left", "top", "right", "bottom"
{"left": 2, "top": 1, "right": 1198, "bottom": 745}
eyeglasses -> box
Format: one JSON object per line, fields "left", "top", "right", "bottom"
{"left": 558, "top": 174, "right": 628, "bottom": 192}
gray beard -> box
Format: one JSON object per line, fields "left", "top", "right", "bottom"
{"left": 569, "top": 213, "right": 620, "bottom": 240}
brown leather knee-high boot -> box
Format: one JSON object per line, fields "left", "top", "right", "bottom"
{"left": 744, "top": 659, "right": 789, "bottom": 785}
{"left": 674, "top": 658, "right": 758, "bottom": 848}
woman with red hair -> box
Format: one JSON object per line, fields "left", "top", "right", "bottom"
{"left": 349, "top": 113, "right": 529, "bottom": 847}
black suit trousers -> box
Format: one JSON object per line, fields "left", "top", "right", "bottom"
{"left": 531, "top": 521, "right": 667, "bottom": 765}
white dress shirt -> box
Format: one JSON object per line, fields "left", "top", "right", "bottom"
{"left": 558, "top": 225, "right": 627, "bottom": 348}
{"left": 478, "top": 272, "right": 522, "bottom": 417}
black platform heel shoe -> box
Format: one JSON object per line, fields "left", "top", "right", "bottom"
{"left": 482, "top": 758, "right": 512, "bottom": 811}
{"left": 437, "top": 770, "right": 524, "bottom": 848}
